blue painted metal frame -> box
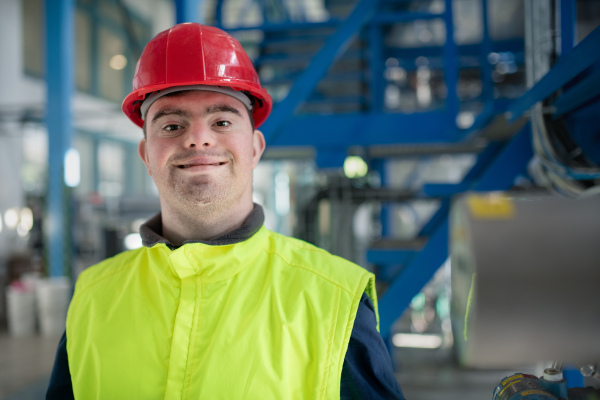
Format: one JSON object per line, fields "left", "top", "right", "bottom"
{"left": 378, "top": 219, "right": 449, "bottom": 337}
{"left": 371, "top": 11, "right": 444, "bottom": 24}
{"left": 378, "top": 125, "right": 534, "bottom": 338}
{"left": 507, "top": 25, "right": 600, "bottom": 122}
{"left": 369, "top": 23, "right": 384, "bottom": 113}
{"left": 46, "top": 0, "right": 75, "bottom": 278}
{"left": 560, "top": 0, "right": 576, "bottom": 56}
{"left": 260, "top": 0, "right": 382, "bottom": 145}
{"left": 175, "top": 0, "right": 201, "bottom": 23}
{"left": 269, "top": 111, "right": 458, "bottom": 147}
{"left": 554, "top": 68, "right": 600, "bottom": 117}
{"left": 476, "top": 0, "right": 494, "bottom": 127}
{"left": 443, "top": 0, "right": 459, "bottom": 129}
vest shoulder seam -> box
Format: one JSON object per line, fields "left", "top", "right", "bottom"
{"left": 265, "top": 230, "right": 371, "bottom": 300}
{"left": 262, "top": 248, "right": 363, "bottom": 300}
{"left": 73, "top": 248, "right": 146, "bottom": 300}
{"left": 320, "top": 286, "right": 341, "bottom": 399}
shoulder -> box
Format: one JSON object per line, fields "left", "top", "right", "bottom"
{"left": 73, "top": 247, "right": 148, "bottom": 297}
{"left": 261, "top": 228, "right": 374, "bottom": 297}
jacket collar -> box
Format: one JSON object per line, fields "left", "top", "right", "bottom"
{"left": 140, "top": 203, "right": 265, "bottom": 249}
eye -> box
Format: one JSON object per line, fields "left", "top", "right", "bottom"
{"left": 214, "top": 120, "right": 231, "bottom": 128}
{"left": 164, "top": 124, "right": 183, "bottom": 132}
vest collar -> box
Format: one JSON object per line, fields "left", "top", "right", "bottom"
{"left": 140, "top": 204, "right": 268, "bottom": 282}
{"left": 140, "top": 203, "right": 265, "bottom": 249}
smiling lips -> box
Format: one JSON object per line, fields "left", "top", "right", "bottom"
{"left": 175, "top": 158, "right": 228, "bottom": 169}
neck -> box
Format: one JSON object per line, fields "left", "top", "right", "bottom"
{"left": 160, "top": 200, "right": 254, "bottom": 246}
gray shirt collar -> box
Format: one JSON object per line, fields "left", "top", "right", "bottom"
{"left": 139, "top": 203, "right": 265, "bottom": 249}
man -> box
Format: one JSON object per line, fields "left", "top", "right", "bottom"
{"left": 47, "top": 23, "right": 404, "bottom": 399}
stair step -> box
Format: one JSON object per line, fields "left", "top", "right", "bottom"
{"left": 261, "top": 71, "right": 367, "bottom": 86}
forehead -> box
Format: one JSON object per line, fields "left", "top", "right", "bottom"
{"left": 146, "top": 90, "right": 248, "bottom": 119}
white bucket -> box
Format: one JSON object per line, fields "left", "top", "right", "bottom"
{"left": 36, "top": 277, "right": 71, "bottom": 336}
{"left": 6, "top": 287, "right": 36, "bottom": 337}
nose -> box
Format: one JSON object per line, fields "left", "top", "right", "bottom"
{"left": 184, "top": 122, "right": 214, "bottom": 148}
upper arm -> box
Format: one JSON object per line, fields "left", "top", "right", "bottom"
{"left": 341, "top": 293, "right": 406, "bottom": 400}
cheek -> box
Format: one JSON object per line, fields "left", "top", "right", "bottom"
{"left": 146, "top": 146, "right": 170, "bottom": 173}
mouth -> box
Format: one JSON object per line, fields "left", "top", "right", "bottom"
{"left": 177, "top": 162, "right": 227, "bottom": 169}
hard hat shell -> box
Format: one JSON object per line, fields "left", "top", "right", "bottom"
{"left": 122, "top": 23, "right": 272, "bottom": 128}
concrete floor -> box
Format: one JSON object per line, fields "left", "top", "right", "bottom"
{"left": 0, "top": 332, "right": 59, "bottom": 399}
{"left": 0, "top": 330, "right": 537, "bottom": 400}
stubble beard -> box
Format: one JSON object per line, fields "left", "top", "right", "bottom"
{"left": 164, "top": 165, "right": 237, "bottom": 220}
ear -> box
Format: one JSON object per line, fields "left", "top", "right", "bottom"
{"left": 138, "top": 138, "right": 152, "bottom": 176}
{"left": 252, "top": 130, "right": 266, "bottom": 169}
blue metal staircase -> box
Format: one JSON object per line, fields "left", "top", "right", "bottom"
{"left": 200, "top": 0, "right": 600, "bottom": 339}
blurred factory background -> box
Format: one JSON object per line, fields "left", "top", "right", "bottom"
{"left": 0, "top": 0, "right": 599, "bottom": 398}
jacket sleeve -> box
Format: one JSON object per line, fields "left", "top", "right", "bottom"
{"left": 341, "top": 293, "right": 406, "bottom": 400}
{"left": 46, "top": 331, "right": 75, "bottom": 400}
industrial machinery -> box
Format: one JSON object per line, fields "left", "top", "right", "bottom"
{"left": 449, "top": 193, "right": 600, "bottom": 399}
{"left": 493, "top": 368, "right": 600, "bottom": 400}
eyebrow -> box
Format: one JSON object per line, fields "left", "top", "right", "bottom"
{"left": 150, "top": 103, "right": 242, "bottom": 124}
{"left": 205, "top": 103, "right": 243, "bottom": 117}
{"left": 151, "top": 108, "right": 191, "bottom": 123}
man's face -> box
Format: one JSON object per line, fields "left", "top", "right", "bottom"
{"left": 138, "top": 90, "right": 265, "bottom": 218}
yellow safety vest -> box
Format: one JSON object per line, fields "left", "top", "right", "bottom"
{"left": 66, "top": 226, "right": 378, "bottom": 399}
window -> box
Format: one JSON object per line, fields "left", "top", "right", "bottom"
{"left": 22, "top": 0, "right": 151, "bottom": 103}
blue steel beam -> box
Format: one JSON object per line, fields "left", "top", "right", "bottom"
{"left": 174, "top": 0, "right": 201, "bottom": 23}
{"left": 443, "top": 0, "right": 459, "bottom": 127}
{"left": 560, "top": 0, "right": 576, "bottom": 56}
{"left": 472, "top": 126, "right": 533, "bottom": 191}
{"left": 378, "top": 125, "right": 534, "bottom": 338}
{"left": 269, "top": 111, "right": 458, "bottom": 147}
{"left": 479, "top": 0, "right": 493, "bottom": 105}
{"left": 385, "top": 39, "right": 524, "bottom": 61}
{"left": 219, "top": 19, "right": 340, "bottom": 32}
{"left": 45, "top": 0, "right": 75, "bottom": 278}
{"left": 367, "top": 249, "right": 416, "bottom": 267}
{"left": 421, "top": 141, "right": 505, "bottom": 197}
{"left": 371, "top": 11, "right": 444, "bottom": 24}
{"left": 379, "top": 219, "right": 449, "bottom": 337}
{"left": 260, "top": 0, "right": 382, "bottom": 144}
{"left": 553, "top": 68, "right": 600, "bottom": 118}
{"left": 507, "top": 25, "right": 600, "bottom": 122}
{"left": 418, "top": 200, "right": 450, "bottom": 237}
{"left": 369, "top": 23, "right": 384, "bottom": 112}
{"left": 215, "top": 0, "right": 224, "bottom": 26}
{"left": 372, "top": 160, "right": 390, "bottom": 237}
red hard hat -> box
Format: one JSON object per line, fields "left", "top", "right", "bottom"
{"left": 122, "top": 23, "right": 272, "bottom": 128}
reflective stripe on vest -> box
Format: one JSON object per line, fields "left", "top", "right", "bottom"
{"left": 66, "top": 227, "right": 378, "bottom": 399}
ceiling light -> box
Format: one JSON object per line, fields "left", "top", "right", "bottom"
{"left": 109, "top": 54, "right": 127, "bottom": 70}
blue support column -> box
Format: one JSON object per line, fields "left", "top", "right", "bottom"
{"left": 369, "top": 23, "right": 384, "bottom": 112}
{"left": 372, "top": 159, "right": 390, "bottom": 237}
{"left": 175, "top": 0, "right": 201, "bottom": 24}
{"left": 443, "top": 0, "right": 459, "bottom": 130}
{"left": 480, "top": 0, "right": 493, "bottom": 104}
{"left": 45, "top": 0, "right": 75, "bottom": 278}
{"left": 215, "top": 0, "right": 224, "bottom": 26}
{"left": 560, "top": 0, "right": 576, "bottom": 56}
